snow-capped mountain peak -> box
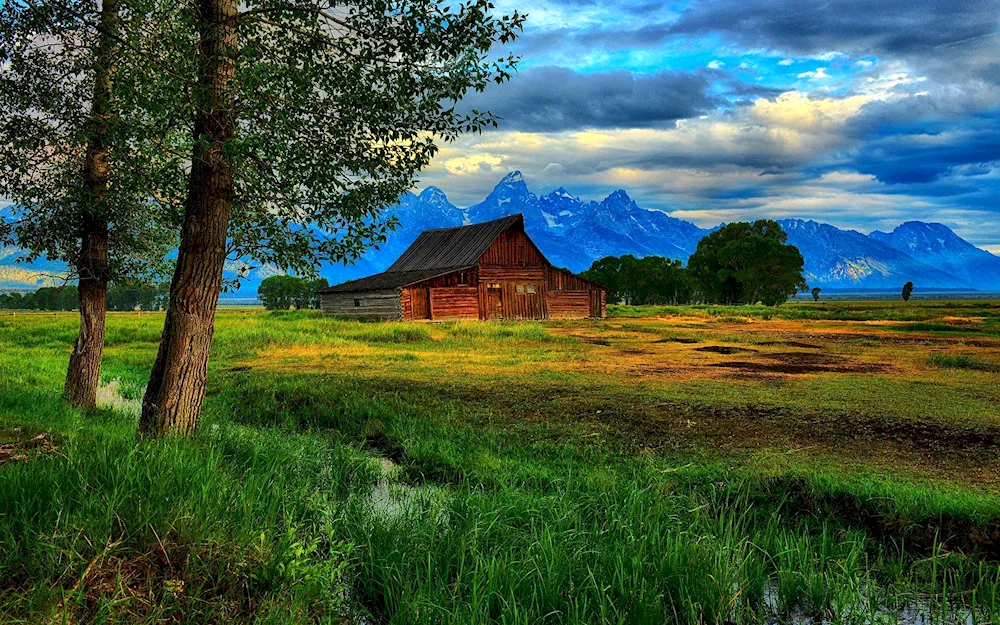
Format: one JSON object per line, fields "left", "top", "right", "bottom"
{"left": 4, "top": 173, "right": 1000, "bottom": 293}
{"left": 499, "top": 170, "right": 524, "bottom": 185}
{"left": 418, "top": 186, "right": 450, "bottom": 205}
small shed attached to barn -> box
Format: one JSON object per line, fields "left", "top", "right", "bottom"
{"left": 318, "top": 214, "right": 605, "bottom": 320}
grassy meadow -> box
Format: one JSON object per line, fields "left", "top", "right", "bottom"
{"left": 2, "top": 300, "right": 1000, "bottom": 624}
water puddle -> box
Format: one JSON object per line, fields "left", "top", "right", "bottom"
{"left": 761, "top": 582, "right": 982, "bottom": 624}
{"left": 366, "top": 457, "right": 449, "bottom": 519}
{"left": 96, "top": 379, "right": 142, "bottom": 417}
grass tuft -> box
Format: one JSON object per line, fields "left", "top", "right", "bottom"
{"left": 929, "top": 353, "right": 1000, "bottom": 373}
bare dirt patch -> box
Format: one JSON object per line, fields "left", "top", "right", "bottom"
{"left": 694, "top": 345, "right": 756, "bottom": 355}
{"left": 63, "top": 537, "right": 264, "bottom": 625}
{"left": 774, "top": 340, "right": 823, "bottom": 349}
{"left": 712, "top": 351, "right": 888, "bottom": 375}
{"left": 575, "top": 336, "right": 611, "bottom": 346}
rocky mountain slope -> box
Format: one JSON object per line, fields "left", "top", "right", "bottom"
{"left": 3, "top": 173, "right": 998, "bottom": 294}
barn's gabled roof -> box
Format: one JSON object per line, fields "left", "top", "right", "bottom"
{"left": 318, "top": 215, "right": 526, "bottom": 293}
{"left": 387, "top": 214, "right": 525, "bottom": 272}
{"left": 317, "top": 267, "right": 471, "bottom": 294}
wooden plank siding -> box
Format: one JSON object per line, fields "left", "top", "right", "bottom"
{"left": 547, "top": 291, "right": 591, "bottom": 318}
{"left": 547, "top": 267, "right": 597, "bottom": 292}
{"left": 478, "top": 229, "right": 547, "bottom": 267}
{"left": 320, "top": 289, "right": 402, "bottom": 320}
{"left": 429, "top": 287, "right": 479, "bottom": 319}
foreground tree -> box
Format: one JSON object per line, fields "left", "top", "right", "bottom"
{"left": 0, "top": 0, "right": 180, "bottom": 408}
{"left": 139, "top": 0, "right": 524, "bottom": 436}
{"left": 687, "top": 220, "right": 806, "bottom": 306}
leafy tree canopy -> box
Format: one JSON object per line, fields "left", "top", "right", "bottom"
{"left": 136, "top": 0, "right": 525, "bottom": 283}
{"left": 0, "top": 0, "right": 181, "bottom": 283}
{"left": 582, "top": 255, "right": 696, "bottom": 305}
{"left": 687, "top": 220, "right": 806, "bottom": 306}
{"left": 902, "top": 281, "right": 914, "bottom": 301}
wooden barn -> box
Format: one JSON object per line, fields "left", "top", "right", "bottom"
{"left": 318, "top": 214, "right": 606, "bottom": 321}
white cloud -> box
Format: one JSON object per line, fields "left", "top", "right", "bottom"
{"left": 778, "top": 59, "right": 794, "bottom": 66}
{"left": 420, "top": 90, "right": 887, "bottom": 204}
{"left": 442, "top": 153, "right": 506, "bottom": 176}
{"left": 797, "top": 67, "right": 831, "bottom": 80}
{"left": 707, "top": 60, "right": 725, "bottom": 69}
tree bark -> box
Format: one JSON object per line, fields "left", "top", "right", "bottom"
{"left": 139, "top": 0, "right": 237, "bottom": 437}
{"left": 64, "top": 224, "right": 109, "bottom": 408}
{"left": 64, "top": 0, "right": 116, "bottom": 409}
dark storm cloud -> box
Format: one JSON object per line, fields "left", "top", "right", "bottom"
{"left": 668, "top": 0, "right": 999, "bottom": 57}
{"left": 515, "top": 0, "right": 998, "bottom": 84}
{"left": 459, "top": 66, "right": 717, "bottom": 131}
{"left": 844, "top": 87, "right": 1000, "bottom": 139}
{"left": 846, "top": 111, "right": 1000, "bottom": 185}
{"left": 513, "top": 23, "right": 673, "bottom": 57}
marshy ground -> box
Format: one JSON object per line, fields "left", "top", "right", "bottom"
{"left": 2, "top": 300, "right": 999, "bottom": 623}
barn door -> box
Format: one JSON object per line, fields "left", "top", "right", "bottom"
{"left": 589, "top": 290, "right": 601, "bottom": 318}
{"left": 486, "top": 287, "right": 504, "bottom": 320}
{"left": 412, "top": 288, "right": 431, "bottom": 320}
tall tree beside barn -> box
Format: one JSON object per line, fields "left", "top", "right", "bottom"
{"left": 0, "top": 0, "right": 181, "bottom": 409}
{"left": 687, "top": 220, "right": 806, "bottom": 306}
{"left": 139, "top": 0, "right": 525, "bottom": 437}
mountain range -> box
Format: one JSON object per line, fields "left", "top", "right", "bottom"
{"left": 3, "top": 171, "right": 999, "bottom": 294}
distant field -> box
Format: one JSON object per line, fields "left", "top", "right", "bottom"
{"left": 2, "top": 301, "right": 1000, "bottom": 624}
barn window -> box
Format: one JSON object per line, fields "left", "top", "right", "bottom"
{"left": 516, "top": 284, "right": 525, "bottom": 293}
{"left": 526, "top": 285, "right": 537, "bottom": 294}
{"left": 353, "top": 299, "right": 361, "bottom": 307}
{"left": 458, "top": 272, "right": 467, "bottom": 285}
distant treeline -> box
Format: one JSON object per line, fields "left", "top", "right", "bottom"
{"left": 582, "top": 220, "right": 808, "bottom": 306}
{"left": 258, "top": 275, "right": 329, "bottom": 310}
{"left": 0, "top": 283, "right": 169, "bottom": 311}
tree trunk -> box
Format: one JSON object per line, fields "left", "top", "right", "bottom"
{"left": 139, "top": 0, "right": 237, "bottom": 437}
{"left": 64, "top": 0, "right": 116, "bottom": 409}
{"left": 64, "top": 225, "right": 109, "bottom": 408}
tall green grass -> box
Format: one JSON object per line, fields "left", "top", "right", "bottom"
{"left": 3, "top": 309, "right": 1000, "bottom": 623}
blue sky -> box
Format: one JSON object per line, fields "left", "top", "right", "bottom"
{"left": 416, "top": 0, "right": 1000, "bottom": 251}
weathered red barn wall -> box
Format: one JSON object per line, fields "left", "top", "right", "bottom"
{"left": 545, "top": 267, "right": 605, "bottom": 318}
{"left": 428, "top": 287, "right": 479, "bottom": 319}
{"left": 474, "top": 230, "right": 550, "bottom": 320}
{"left": 547, "top": 292, "right": 591, "bottom": 318}
{"left": 404, "top": 269, "right": 480, "bottom": 320}
{"left": 547, "top": 268, "right": 596, "bottom": 292}
{"left": 479, "top": 229, "right": 546, "bottom": 267}
{"left": 477, "top": 273, "right": 547, "bottom": 320}
{"left": 401, "top": 288, "right": 412, "bottom": 319}
{"left": 414, "top": 268, "right": 479, "bottom": 288}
